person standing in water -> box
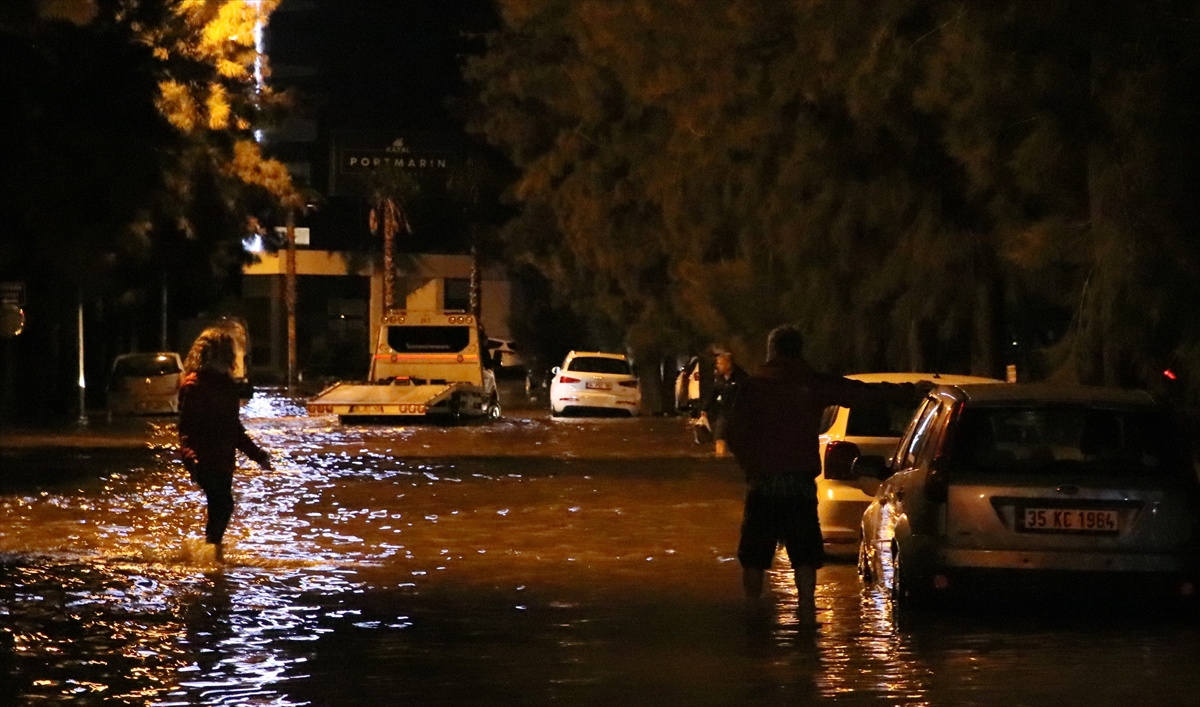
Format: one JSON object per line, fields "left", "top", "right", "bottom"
{"left": 178, "top": 328, "right": 272, "bottom": 563}
{"left": 699, "top": 350, "right": 748, "bottom": 457}
{"left": 726, "top": 325, "right": 927, "bottom": 622}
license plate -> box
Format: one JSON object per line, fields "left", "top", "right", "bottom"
{"left": 585, "top": 382, "right": 611, "bottom": 390}
{"left": 1022, "top": 508, "right": 1119, "bottom": 533}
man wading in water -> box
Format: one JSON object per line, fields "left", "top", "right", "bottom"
{"left": 178, "top": 328, "right": 273, "bottom": 563}
{"left": 727, "top": 325, "right": 928, "bottom": 622}
{"left": 699, "top": 350, "right": 748, "bottom": 457}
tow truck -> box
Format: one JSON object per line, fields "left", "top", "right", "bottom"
{"left": 305, "top": 310, "right": 500, "bottom": 423}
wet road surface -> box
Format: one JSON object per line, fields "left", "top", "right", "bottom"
{"left": 3, "top": 390, "right": 1200, "bottom": 706}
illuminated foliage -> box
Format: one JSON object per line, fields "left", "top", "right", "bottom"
{"left": 0, "top": 0, "right": 297, "bottom": 420}
{"left": 142, "top": 0, "right": 282, "bottom": 134}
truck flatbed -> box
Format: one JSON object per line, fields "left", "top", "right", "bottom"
{"left": 306, "top": 381, "right": 455, "bottom": 417}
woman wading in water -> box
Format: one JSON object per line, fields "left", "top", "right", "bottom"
{"left": 178, "top": 328, "right": 272, "bottom": 562}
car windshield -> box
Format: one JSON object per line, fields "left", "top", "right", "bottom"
{"left": 112, "top": 355, "right": 181, "bottom": 377}
{"left": 949, "top": 405, "right": 1187, "bottom": 476}
{"left": 567, "top": 357, "right": 631, "bottom": 375}
{"left": 845, "top": 401, "right": 921, "bottom": 437}
{"left": 387, "top": 326, "right": 471, "bottom": 353}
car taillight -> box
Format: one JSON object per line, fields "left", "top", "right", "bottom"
{"left": 618, "top": 380, "right": 638, "bottom": 388}
{"left": 692, "top": 371, "right": 700, "bottom": 381}
{"left": 559, "top": 376, "right": 580, "bottom": 384}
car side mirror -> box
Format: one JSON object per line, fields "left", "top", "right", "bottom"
{"left": 551, "top": 366, "right": 560, "bottom": 375}
{"left": 824, "top": 441, "right": 861, "bottom": 481}
{"left": 825, "top": 441, "right": 889, "bottom": 481}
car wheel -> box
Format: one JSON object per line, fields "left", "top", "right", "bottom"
{"left": 890, "top": 540, "right": 929, "bottom": 610}
{"left": 487, "top": 394, "right": 502, "bottom": 420}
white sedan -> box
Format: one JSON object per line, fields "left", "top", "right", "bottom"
{"left": 550, "top": 351, "right": 641, "bottom": 417}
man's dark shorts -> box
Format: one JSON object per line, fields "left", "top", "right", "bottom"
{"left": 737, "top": 474, "right": 824, "bottom": 571}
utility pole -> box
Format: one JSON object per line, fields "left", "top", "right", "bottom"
{"left": 470, "top": 242, "right": 482, "bottom": 320}
{"left": 286, "top": 208, "right": 297, "bottom": 392}
{"left": 77, "top": 291, "right": 87, "bottom": 426}
{"left": 160, "top": 277, "right": 169, "bottom": 351}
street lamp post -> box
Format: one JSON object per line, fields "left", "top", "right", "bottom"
{"left": 77, "top": 291, "right": 87, "bottom": 426}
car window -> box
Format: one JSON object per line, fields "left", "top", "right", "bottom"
{"left": 113, "top": 355, "right": 182, "bottom": 377}
{"left": 897, "top": 398, "right": 939, "bottom": 469}
{"left": 387, "top": 326, "right": 471, "bottom": 353}
{"left": 567, "top": 357, "right": 631, "bottom": 375}
{"left": 949, "top": 405, "right": 1187, "bottom": 476}
{"left": 845, "top": 400, "right": 922, "bottom": 437}
{"left": 913, "top": 400, "right": 953, "bottom": 469}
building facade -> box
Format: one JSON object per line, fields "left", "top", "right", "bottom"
{"left": 242, "top": 251, "right": 511, "bottom": 383}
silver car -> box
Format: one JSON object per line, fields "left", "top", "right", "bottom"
{"left": 106, "top": 352, "right": 185, "bottom": 417}
{"left": 835, "top": 383, "right": 1200, "bottom": 607}
{"left": 816, "top": 372, "right": 1002, "bottom": 554}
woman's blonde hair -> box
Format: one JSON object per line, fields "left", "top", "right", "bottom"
{"left": 184, "top": 328, "right": 237, "bottom": 375}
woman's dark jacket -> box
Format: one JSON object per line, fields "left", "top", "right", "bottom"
{"left": 178, "top": 369, "right": 267, "bottom": 473}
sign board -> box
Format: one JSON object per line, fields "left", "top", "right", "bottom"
{"left": 0, "top": 281, "right": 25, "bottom": 306}
{"left": 329, "top": 131, "right": 462, "bottom": 196}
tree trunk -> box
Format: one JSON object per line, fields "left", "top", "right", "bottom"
{"left": 971, "top": 278, "right": 997, "bottom": 378}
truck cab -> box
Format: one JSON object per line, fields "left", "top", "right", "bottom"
{"left": 371, "top": 311, "right": 492, "bottom": 386}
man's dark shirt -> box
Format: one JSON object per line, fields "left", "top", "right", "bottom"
{"left": 727, "top": 358, "right": 920, "bottom": 484}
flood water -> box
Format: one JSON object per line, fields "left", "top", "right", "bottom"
{"left": 3, "top": 390, "right": 1200, "bottom": 706}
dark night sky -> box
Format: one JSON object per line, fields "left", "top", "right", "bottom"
{"left": 267, "top": 0, "right": 497, "bottom": 132}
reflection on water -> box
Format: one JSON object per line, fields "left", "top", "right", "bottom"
{"left": 3, "top": 389, "right": 1200, "bottom": 705}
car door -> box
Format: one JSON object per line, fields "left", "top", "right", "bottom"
{"left": 864, "top": 398, "right": 935, "bottom": 547}
{"left": 878, "top": 397, "right": 945, "bottom": 541}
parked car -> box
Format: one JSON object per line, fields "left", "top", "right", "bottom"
{"left": 817, "top": 373, "right": 1003, "bottom": 553}
{"left": 106, "top": 352, "right": 185, "bottom": 417}
{"left": 837, "top": 383, "right": 1200, "bottom": 607}
{"left": 674, "top": 356, "right": 702, "bottom": 414}
{"left": 550, "top": 351, "right": 641, "bottom": 417}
